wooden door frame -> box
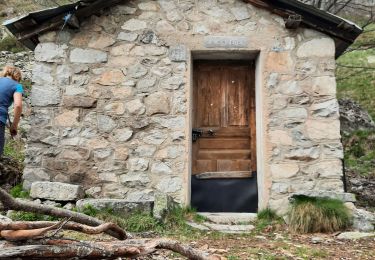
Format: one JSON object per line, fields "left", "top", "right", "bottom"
{"left": 187, "top": 51, "right": 265, "bottom": 211}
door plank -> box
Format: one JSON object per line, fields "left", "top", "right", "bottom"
{"left": 217, "top": 159, "right": 251, "bottom": 171}
{"left": 199, "top": 138, "right": 250, "bottom": 149}
{"left": 198, "top": 149, "right": 251, "bottom": 159}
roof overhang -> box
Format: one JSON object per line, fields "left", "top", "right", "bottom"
{"left": 3, "top": 0, "right": 363, "bottom": 58}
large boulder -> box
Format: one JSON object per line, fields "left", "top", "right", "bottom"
{"left": 339, "top": 98, "right": 375, "bottom": 134}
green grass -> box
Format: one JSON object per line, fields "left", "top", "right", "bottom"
{"left": 4, "top": 138, "right": 25, "bottom": 163}
{"left": 0, "top": 36, "right": 26, "bottom": 52}
{"left": 288, "top": 195, "right": 352, "bottom": 233}
{"left": 342, "top": 130, "right": 375, "bottom": 177}
{"left": 9, "top": 183, "right": 29, "bottom": 198}
{"left": 256, "top": 208, "right": 283, "bottom": 232}
{"left": 79, "top": 205, "right": 205, "bottom": 236}
{"left": 9, "top": 211, "right": 60, "bottom": 221}
{"left": 337, "top": 23, "right": 375, "bottom": 119}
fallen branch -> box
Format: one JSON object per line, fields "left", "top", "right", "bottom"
{"left": 0, "top": 220, "right": 63, "bottom": 241}
{"left": 0, "top": 238, "right": 224, "bottom": 259}
{"left": 0, "top": 221, "right": 127, "bottom": 237}
{"left": 0, "top": 187, "right": 127, "bottom": 240}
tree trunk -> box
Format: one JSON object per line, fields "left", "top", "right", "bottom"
{"left": 0, "top": 239, "right": 224, "bottom": 260}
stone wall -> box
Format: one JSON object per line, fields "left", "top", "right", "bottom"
{"left": 24, "top": 0, "right": 344, "bottom": 213}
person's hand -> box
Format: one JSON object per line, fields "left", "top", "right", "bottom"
{"left": 10, "top": 124, "right": 18, "bottom": 137}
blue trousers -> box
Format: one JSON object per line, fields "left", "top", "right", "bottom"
{"left": 0, "top": 123, "right": 5, "bottom": 156}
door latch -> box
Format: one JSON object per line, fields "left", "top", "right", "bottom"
{"left": 192, "top": 128, "right": 203, "bottom": 142}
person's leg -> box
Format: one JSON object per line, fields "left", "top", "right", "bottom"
{"left": 0, "top": 123, "right": 5, "bottom": 156}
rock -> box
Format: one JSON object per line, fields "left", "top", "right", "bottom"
{"left": 125, "top": 99, "right": 145, "bottom": 115}
{"left": 285, "top": 146, "right": 320, "bottom": 161}
{"left": 70, "top": 48, "right": 107, "bottom": 63}
{"left": 0, "top": 214, "right": 12, "bottom": 223}
{"left": 290, "top": 191, "right": 356, "bottom": 202}
{"left": 311, "top": 99, "right": 339, "bottom": 118}
{"left": 156, "top": 177, "right": 182, "bottom": 193}
{"left": 297, "top": 38, "right": 335, "bottom": 58}
{"left": 145, "top": 92, "right": 170, "bottom": 115}
{"left": 352, "top": 208, "right": 375, "bottom": 232}
{"left": 22, "top": 168, "right": 51, "bottom": 190}
{"left": 230, "top": 7, "right": 250, "bottom": 21}
{"left": 203, "top": 223, "right": 255, "bottom": 234}
{"left": 35, "top": 43, "right": 67, "bottom": 62}
{"left": 63, "top": 96, "right": 97, "bottom": 108}
{"left": 339, "top": 98, "right": 375, "bottom": 133}
{"left": 30, "top": 181, "right": 84, "bottom": 201}
{"left": 169, "top": 45, "right": 187, "bottom": 61}
{"left": 120, "top": 173, "right": 150, "bottom": 187}
{"left": 311, "top": 237, "right": 324, "bottom": 244}
{"left": 270, "top": 163, "right": 299, "bottom": 180}
{"left": 153, "top": 193, "right": 177, "bottom": 220}
{"left": 121, "top": 19, "right": 147, "bottom": 31}
{"left": 31, "top": 85, "right": 61, "bottom": 106}
{"left": 128, "top": 158, "right": 149, "bottom": 171}
{"left": 151, "top": 162, "right": 172, "bottom": 175}
{"left": 76, "top": 199, "right": 153, "bottom": 215}
{"left": 337, "top": 231, "right": 375, "bottom": 240}
{"left": 117, "top": 32, "right": 138, "bottom": 41}
{"left": 97, "top": 115, "right": 117, "bottom": 133}
{"left": 199, "top": 213, "right": 257, "bottom": 224}
{"left": 186, "top": 221, "right": 210, "bottom": 231}
{"left": 137, "top": 77, "right": 157, "bottom": 92}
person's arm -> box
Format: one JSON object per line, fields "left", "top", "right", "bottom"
{"left": 10, "top": 92, "right": 22, "bottom": 136}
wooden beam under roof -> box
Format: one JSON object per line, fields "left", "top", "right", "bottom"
{"left": 16, "top": 0, "right": 122, "bottom": 42}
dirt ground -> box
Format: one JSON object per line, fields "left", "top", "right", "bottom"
{"left": 69, "top": 225, "right": 374, "bottom": 260}
{"left": 151, "top": 231, "right": 375, "bottom": 259}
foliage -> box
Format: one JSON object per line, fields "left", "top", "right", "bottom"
{"left": 257, "top": 208, "right": 280, "bottom": 221}
{"left": 337, "top": 23, "right": 375, "bottom": 120}
{"left": 256, "top": 208, "right": 283, "bottom": 232}
{"left": 288, "top": 195, "right": 352, "bottom": 233}
{"left": 80, "top": 205, "right": 158, "bottom": 233}
{"left": 0, "top": 36, "right": 26, "bottom": 53}
{"left": 3, "top": 138, "right": 25, "bottom": 163}
{"left": 9, "top": 183, "right": 29, "bottom": 198}
{"left": 9, "top": 211, "right": 59, "bottom": 221}
{"left": 342, "top": 130, "right": 375, "bottom": 177}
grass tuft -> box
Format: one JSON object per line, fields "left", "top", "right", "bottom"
{"left": 257, "top": 208, "right": 280, "bottom": 221}
{"left": 9, "top": 183, "right": 29, "bottom": 198}
{"left": 288, "top": 195, "right": 352, "bottom": 233}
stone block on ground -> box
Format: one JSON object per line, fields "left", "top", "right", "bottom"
{"left": 337, "top": 231, "right": 375, "bottom": 240}
{"left": 30, "top": 181, "right": 84, "bottom": 201}
{"left": 76, "top": 199, "right": 153, "bottom": 215}
{"left": 289, "top": 191, "right": 356, "bottom": 202}
{"left": 0, "top": 214, "right": 12, "bottom": 223}
{"left": 352, "top": 208, "right": 375, "bottom": 232}
{"left": 153, "top": 193, "right": 177, "bottom": 220}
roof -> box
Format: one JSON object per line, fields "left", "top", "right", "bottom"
{"left": 3, "top": 0, "right": 362, "bottom": 57}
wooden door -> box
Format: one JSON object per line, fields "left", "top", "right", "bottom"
{"left": 192, "top": 61, "right": 256, "bottom": 178}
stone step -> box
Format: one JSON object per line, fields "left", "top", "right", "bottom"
{"left": 186, "top": 221, "right": 255, "bottom": 234}
{"left": 198, "top": 212, "right": 257, "bottom": 224}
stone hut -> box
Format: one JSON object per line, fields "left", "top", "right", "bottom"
{"left": 4, "top": 0, "right": 362, "bottom": 214}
